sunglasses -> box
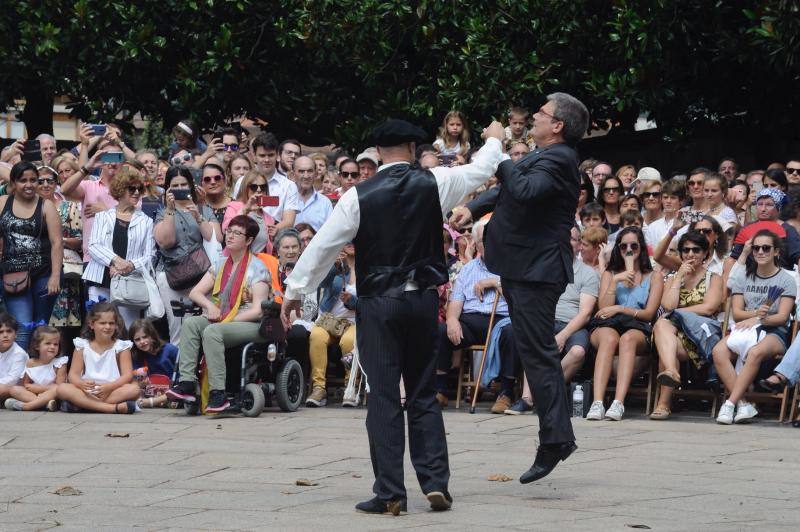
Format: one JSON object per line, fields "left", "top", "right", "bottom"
{"left": 619, "top": 242, "right": 640, "bottom": 252}
{"left": 223, "top": 144, "right": 239, "bottom": 152}
{"left": 127, "top": 185, "right": 145, "bottom": 194}
{"left": 687, "top": 180, "right": 704, "bottom": 187}
{"left": 752, "top": 244, "right": 774, "bottom": 254}
{"left": 603, "top": 186, "right": 622, "bottom": 193}
{"left": 248, "top": 183, "right": 268, "bottom": 192}
{"left": 37, "top": 178, "right": 56, "bottom": 185}
{"left": 203, "top": 174, "right": 224, "bottom": 183}
{"left": 680, "top": 246, "right": 703, "bottom": 254}
{"left": 787, "top": 168, "right": 800, "bottom": 175}
{"left": 340, "top": 171, "right": 359, "bottom": 179}
{"left": 641, "top": 191, "right": 661, "bottom": 199}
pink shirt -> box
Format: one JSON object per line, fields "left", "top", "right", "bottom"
{"left": 79, "top": 180, "right": 118, "bottom": 261}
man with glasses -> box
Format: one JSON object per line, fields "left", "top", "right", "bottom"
{"left": 785, "top": 160, "right": 800, "bottom": 185}
{"left": 220, "top": 128, "right": 241, "bottom": 164}
{"left": 294, "top": 156, "right": 333, "bottom": 231}
{"left": 591, "top": 162, "right": 613, "bottom": 196}
{"left": 278, "top": 139, "right": 302, "bottom": 177}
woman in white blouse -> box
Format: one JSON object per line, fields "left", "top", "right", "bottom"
{"left": 83, "top": 169, "right": 155, "bottom": 326}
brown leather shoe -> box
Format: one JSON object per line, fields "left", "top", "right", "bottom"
{"left": 490, "top": 394, "right": 513, "bottom": 414}
{"left": 436, "top": 392, "right": 449, "bottom": 408}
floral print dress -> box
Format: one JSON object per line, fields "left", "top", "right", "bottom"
{"left": 49, "top": 200, "right": 82, "bottom": 327}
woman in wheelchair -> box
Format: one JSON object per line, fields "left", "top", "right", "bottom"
{"left": 166, "top": 215, "right": 273, "bottom": 413}
{"left": 712, "top": 230, "right": 796, "bottom": 424}
{"left": 651, "top": 232, "right": 724, "bottom": 420}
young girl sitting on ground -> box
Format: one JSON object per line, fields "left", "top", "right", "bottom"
{"left": 433, "top": 111, "right": 471, "bottom": 158}
{"left": 0, "top": 313, "right": 29, "bottom": 402}
{"left": 56, "top": 302, "right": 140, "bottom": 414}
{"left": 129, "top": 319, "right": 178, "bottom": 408}
{"left": 5, "top": 326, "right": 66, "bottom": 411}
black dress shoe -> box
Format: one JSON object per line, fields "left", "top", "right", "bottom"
{"left": 520, "top": 441, "right": 577, "bottom": 484}
{"left": 425, "top": 490, "right": 453, "bottom": 511}
{"left": 355, "top": 496, "right": 407, "bottom": 516}
{"left": 755, "top": 377, "right": 786, "bottom": 394}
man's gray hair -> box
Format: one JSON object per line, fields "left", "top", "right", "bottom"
{"left": 547, "top": 92, "right": 590, "bottom": 145}
{"left": 35, "top": 133, "right": 56, "bottom": 143}
{"left": 471, "top": 218, "right": 489, "bottom": 243}
{"left": 275, "top": 228, "right": 301, "bottom": 249}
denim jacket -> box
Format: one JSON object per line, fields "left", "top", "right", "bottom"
{"left": 317, "top": 263, "right": 358, "bottom": 314}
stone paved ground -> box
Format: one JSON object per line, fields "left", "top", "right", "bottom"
{"left": 0, "top": 404, "right": 798, "bottom": 531}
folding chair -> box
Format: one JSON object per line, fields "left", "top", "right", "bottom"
{"left": 454, "top": 297, "right": 499, "bottom": 411}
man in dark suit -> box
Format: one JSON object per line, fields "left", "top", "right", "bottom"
{"left": 451, "top": 92, "right": 590, "bottom": 483}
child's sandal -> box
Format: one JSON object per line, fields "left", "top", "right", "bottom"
{"left": 115, "top": 400, "right": 137, "bottom": 414}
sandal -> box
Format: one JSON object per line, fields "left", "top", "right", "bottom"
{"left": 115, "top": 400, "right": 138, "bottom": 415}
{"left": 656, "top": 370, "right": 681, "bottom": 388}
{"left": 649, "top": 407, "right": 671, "bottom": 420}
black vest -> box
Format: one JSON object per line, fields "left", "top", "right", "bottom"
{"left": 353, "top": 163, "right": 448, "bottom": 297}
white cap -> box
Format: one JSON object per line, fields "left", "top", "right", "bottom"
{"left": 356, "top": 151, "right": 379, "bottom": 166}
{"left": 637, "top": 167, "right": 661, "bottom": 183}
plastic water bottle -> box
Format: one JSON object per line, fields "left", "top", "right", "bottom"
{"left": 572, "top": 385, "right": 584, "bottom": 418}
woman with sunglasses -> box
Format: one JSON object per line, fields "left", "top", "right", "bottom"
{"left": 586, "top": 226, "right": 664, "bottom": 421}
{"left": 84, "top": 168, "right": 154, "bottom": 328}
{"left": 0, "top": 162, "right": 64, "bottom": 350}
{"left": 337, "top": 159, "right": 360, "bottom": 195}
{"left": 37, "top": 163, "right": 83, "bottom": 337}
{"left": 197, "top": 163, "right": 230, "bottom": 226}
{"left": 154, "top": 167, "right": 221, "bottom": 344}
{"left": 712, "top": 230, "right": 795, "bottom": 424}
{"left": 653, "top": 215, "right": 728, "bottom": 277}
{"left": 597, "top": 175, "right": 624, "bottom": 233}
{"left": 222, "top": 170, "right": 275, "bottom": 255}
{"left": 650, "top": 232, "right": 723, "bottom": 419}
{"left": 682, "top": 169, "right": 708, "bottom": 217}
{"left": 640, "top": 181, "right": 663, "bottom": 227}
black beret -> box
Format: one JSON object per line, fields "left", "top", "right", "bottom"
{"left": 370, "top": 119, "right": 427, "bottom": 147}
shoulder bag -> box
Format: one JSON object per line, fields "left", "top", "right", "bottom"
{"left": 165, "top": 247, "right": 211, "bottom": 291}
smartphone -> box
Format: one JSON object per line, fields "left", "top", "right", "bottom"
{"left": 438, "top": 154, "right": 456, "bottom": 167}
{"left": 212, "top": 137, "right": 223, "bottom": 152}
{"left": 172, "top": 189, "right": 190, "bottom": 201}
{"left": 100, "top": 152, "right": 124, "bottom": 164}
{"left": 88, "top": 124, "right": 107, "bottom": 136}
{"left": 257, "top": 195, "right": 280, "bottom": 207}
{"left": 22, "top": 140, "right": 41, "bottom": 162}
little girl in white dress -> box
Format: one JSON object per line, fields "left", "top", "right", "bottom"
{"left": 5, "top": 326, "right": 66, "bottom": 411}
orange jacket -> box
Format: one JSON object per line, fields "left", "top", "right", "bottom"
{"left": 256, "top": 253, "right": 283, "bottom": 303}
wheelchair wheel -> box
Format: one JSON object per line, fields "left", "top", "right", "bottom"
{"left": 184, "top": 400, "right": 200, "bottom": 416}
{"left": 241, "top": 383, "right": 265, "bottom": 417}
{"left": 276, "top": 359, "right": 304, "bottom": 412}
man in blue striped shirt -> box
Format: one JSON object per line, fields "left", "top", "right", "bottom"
{"left": 436, "top": 220, "right": 518, "bottom": 413}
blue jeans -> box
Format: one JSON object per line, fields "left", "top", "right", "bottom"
{"left": 4, "top": 274, "right": 58, "bottom": 351}
{"left": 775, "top": 337, "right": 800, "bottom": 385}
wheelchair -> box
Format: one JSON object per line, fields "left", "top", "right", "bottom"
{"left": 170, "top": 299, "right": 305, "bottom": 417}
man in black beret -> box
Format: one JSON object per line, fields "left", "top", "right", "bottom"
{"left": 283, "top": 118, "right": 505, "bottom": 515}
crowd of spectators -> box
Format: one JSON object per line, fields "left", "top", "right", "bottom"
{"left": 0, "top": 107, "right": 799, "bottom": 426}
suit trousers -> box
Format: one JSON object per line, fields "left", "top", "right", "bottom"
{"left": 356, "top": 290, "right": 450, "bottom": 501}
{"left": 502, "top": 278, "right": 575, "bottom": 445}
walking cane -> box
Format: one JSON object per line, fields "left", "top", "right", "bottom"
{"left": 470, "top": 296, "right": 500, "bottom": 414}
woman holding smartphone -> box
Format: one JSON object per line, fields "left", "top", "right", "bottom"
{"left": 222, "top": 169, "right": 275, "bottom": 255}
{"left": 154, "top": 167, "right": 221, "bottom": 344}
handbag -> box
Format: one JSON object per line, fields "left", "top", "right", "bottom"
{"left": 3, "top": 271, "right": 30, "bottom": 295}
{"left": 165, "top": 247, "right": 211, "bottom": 291}
{"left": 143, "top": 262, "right": 165, "bottom": 319}
{"left": 315, "top": 312, "right": 351, "bottom": 337}
{"left": 110, "top": 269, "right": 150, "bottom": 308}
{"left": 63, "top": 248, "right": 84, "bottom": 280}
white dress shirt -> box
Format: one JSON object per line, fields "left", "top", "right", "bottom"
{"left": 265, "top": 172, "right": 300, "bottom": 222}
{"left": 285, "top": 137, "right": 506, "bottom": 300}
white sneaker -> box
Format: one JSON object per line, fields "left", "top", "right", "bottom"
{"left": 716, "top": 400, "right": 735, "bottom": 425}
{"left": 605, "top": 400, "right": 625, "bottom": 421}
{"left": 586, "top": 400, "right": 605, "bottom": 420}
{"left": 734, "top": 401, "right": 758, "bottom": 423}
{"left": 4, "top": 398, "right": 23, "bottom": 411}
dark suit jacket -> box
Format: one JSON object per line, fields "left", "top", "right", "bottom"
{"left": 467, "top": 143, "right": 580, "bottom": 285}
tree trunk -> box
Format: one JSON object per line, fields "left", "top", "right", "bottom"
{"left": 19, "top": 86, "right": 54, "bottom": 138}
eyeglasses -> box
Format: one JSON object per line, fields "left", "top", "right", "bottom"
{"left": 752, "top": 244, "right": 774, "bottom": 254}
{"left": 641, "top": 191, "right": 661, "bottom": 199}
{"left": 203, "top": 174, "right": 224, "bottom": 183}
{"left": 619, "top": 242, "right": 640, "bottom": 252}
{"left": 593, "top": 172, "right": 611, "bottom": 179}
{"left": 537, "top": 106, "right": 561, "bottom": 122}
{"left": 37, "top": 178, "right": 56, "bottom": 185}
{"left": 680, "top": 246, "right": 703, "bottom": 254}
{"left": 786, "top": 168, "right": 800, "bottom": 175}
{"left": 222, "top": 143, "right": 239, "bottom": 152}
{"left": 603, "top": 186, "right": 622, "bottom": 194}
{"left": 248, "top": 183, "right": 268, "bottom": 192}
{"left": 340, "top": 171, "right": 359, "bottom": 179}
{"left": 225, "top": 228, "right": 246, "bottom": 237}
{"left": 127, "top": 185, "right": 145, "bottom": 194}
{"left": 687, "top": 180, "right": 704, "bottom": 187}
{"left": 695, "top": 228, "right": 714, "bottom": 235}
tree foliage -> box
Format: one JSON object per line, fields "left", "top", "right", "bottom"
{"left": 0, "top": 1, "right": 798, "bottom": 149}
